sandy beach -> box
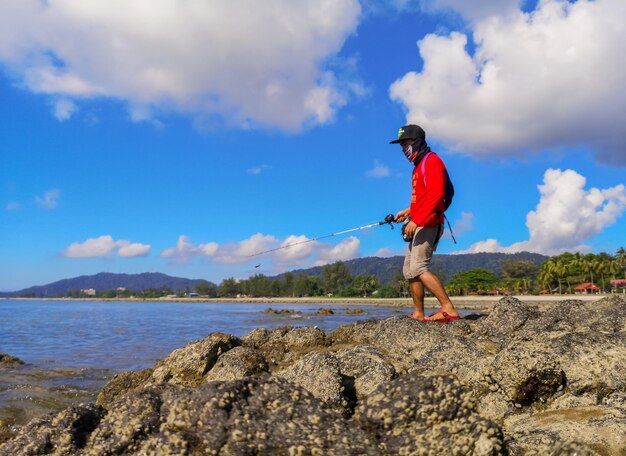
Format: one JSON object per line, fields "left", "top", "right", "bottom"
{"left": 5, "top": 293, "right": 618, "bottom": 311}
{"left": 199, "top": 293, "right": 617, "bottom": 311}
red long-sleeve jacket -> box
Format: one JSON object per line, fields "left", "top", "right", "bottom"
{"left": 410, "top": 152, "right": 446, "bottom": 227}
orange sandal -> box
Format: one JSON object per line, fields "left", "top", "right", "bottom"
{"left": 427, "top": 310, "right": 461, "bottom": 323}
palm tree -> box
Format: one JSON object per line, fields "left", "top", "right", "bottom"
{"left": 571, "top": 252, "right": 586, "bottom": 284}
{"left": 594, "top": 258, "right": 608, "bottom": 292}
{"left": 544, "top": 259, "right": 566, "bottom": 294}
{"left": 617, "top": 247, "right": 626, "bottom": 279}
{"left": 537, "top": 269, "right": 552, "bottom": 293}
{"left": 608, "top": 260, "right": 620, "bottom": 292}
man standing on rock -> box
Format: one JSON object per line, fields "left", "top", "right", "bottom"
{"left": 391, "top": 124, "right": 460, "bottom": 322}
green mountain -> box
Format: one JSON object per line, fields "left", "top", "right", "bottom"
{"left": 1, "top": 272, "right": 211, "bottom": 298}
{"left": 279, "top": 252, "right": 549, "bottom": 284}
{"left": 1, "top": 252, "right": 550, "bottom": 298}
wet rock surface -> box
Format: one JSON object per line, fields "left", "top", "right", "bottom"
{"left": 2, "top": 295, "right": 626, "bottom": 455}
{"left": 345, "top": 308, "right": 367, "bottom": 315}
{"left": 504, "top": 405, "right": 626, "bottom": 455}
{"left": 0, "top": 354, "right": 23, "bottom": 366}
{"left": 313, "top": 307, "right": 335, "bottom": 316}
{"left": 354, "top": 374, "right": 504, "bottom": 455}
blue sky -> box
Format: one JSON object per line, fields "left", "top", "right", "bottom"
{"left": 1, "top": 0, "right": 625, "bottom": 291}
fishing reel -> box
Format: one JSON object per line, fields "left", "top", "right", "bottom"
{"left": 382, "top": 213, "right": 412, "bottom": 243}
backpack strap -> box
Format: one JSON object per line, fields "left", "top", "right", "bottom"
{"left": 442, "top": 213, "right": 457, "bottom": 244}
{"left": 420, "top": 151, "right": 433, "bottom": 186}
{"left": 420, "top": 152, "right": 456, "bottom": 244}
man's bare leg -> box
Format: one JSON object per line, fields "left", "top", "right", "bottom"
{"left": 418, "top": 271, "right": 458, "bottom": 319}
{"left": 408, "top": 278, "right": 426, "bottom": 320}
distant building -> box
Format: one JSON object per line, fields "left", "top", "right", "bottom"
{"left": 610, "top": 279, "right": 626, "bottom": 291}
{"left": 116, "top": 287, "right": 126, "bottom": 292}
{"left": 81, "top": 288, "right": 96, "bottom": 296}
{"left": 573, "top": 282, "right": 601, "bottom": 294}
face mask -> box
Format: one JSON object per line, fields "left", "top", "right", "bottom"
{"left": 403, "top": 143, "right": 417, "bottom": 163}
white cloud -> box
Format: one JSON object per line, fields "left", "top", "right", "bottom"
{"left": 372, "top": 247, "right": 403, "bottom": 258}
{"left": 390, "top": 0, "right": 626, "bottom": 164}
{"left": 0, "top": 0, "right": 362, "bottom": 130}
{"left": 365, "top": 160, "right": 390, "bottom": 178}
{"left": 159, "top": 231, "right": 362, "bottom": 269}
{"left": 212, "top": 233, "right": 278, "bottom": 264}
{"left": 35, "top": 188, "right": 60, "bottom": 209}
{"left": 65, "top": 235, "right": 151, "bottom": 258}
{"left": 220, "top": 233, "right": 361, "bottom": 267}
{"left": 274, "top": 235, "right": 317, "bottom": 263}
{"left": 161, "top": 235, "right": 218, "bottom": 263}
{"left": 459, "top": 169, "right": 626, "bottom": 255}
{"left": 423, "top": 0, "right": 520, "bottom": 23}
{"left": 117, "top": 242, "right": 151, "bottom": 257}
{"left": 53, "top": 98, "right": 77, "bottom": 121}
{"left": 5, "top": 202, "right": 20, "bottom": 211}
{"left": 314, "top": 236, "right": 361, "bottom": 265}
{"left": 247, "top": 165, "right": 272, "bottom": 175}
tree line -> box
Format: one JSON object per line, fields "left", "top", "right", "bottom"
{"left": 64, "top": 247, "right": 626, "bottom": 299}
{"left": 537, "top": 248, "right": 626, "bottom": 294}
{"left": 208, "top": 262, "right": 407, "bottom": 298}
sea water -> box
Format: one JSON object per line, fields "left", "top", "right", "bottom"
{"left": 0, "top": 299, "right": 473, "bottom": 425}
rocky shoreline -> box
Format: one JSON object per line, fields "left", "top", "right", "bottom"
{"left": 1, "top": 295, "right": 625, "bottom": 455}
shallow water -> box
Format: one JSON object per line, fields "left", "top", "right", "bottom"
{"left": 0, "top": 299, "right": 474, "bottom": 425}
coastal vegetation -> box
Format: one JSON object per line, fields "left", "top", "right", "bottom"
{"left": 4, "top": 250, "right": 625, "bottom": 299}
{"left": 214, "top": 249, "right": 626, "bottom": 298}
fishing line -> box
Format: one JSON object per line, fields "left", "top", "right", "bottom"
{"left": 247, "top": 214, "right": 397, "bottom": 258}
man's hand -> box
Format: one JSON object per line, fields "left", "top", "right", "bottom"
{"left": 395, "top": 207, "right": 410, "bottom": 222}
{"left": 403, "top": 220, "right": 417, "bottom": 238}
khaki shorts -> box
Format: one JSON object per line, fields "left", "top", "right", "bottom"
{"left": 403, "top": 224, "right": 444, "bottom": 280}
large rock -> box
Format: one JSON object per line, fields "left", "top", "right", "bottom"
{"left": 328, "top": 318, "right": 379, "bottom": 346}
{"left": 337, "top": 345, "right": 397, "bottom": 399}
{"left": 366, "top": 316, "right": 476, "bottom": 376}
{"left": 0, "top": 354, "right": 23, "bottom": 366}
{"left": 354, "top": 373, "right": 505, "bottom": 455}
{"left": 3, "top": 377, "right": 380, "bottom": 455}
{"left": 522, "top": 295, "right": 626, "bottom": 334}
{"left": 408, "top": 335, "right": 494, "bottom": 387}
{"left": 151, "top": 332, "right": 240, "bottom": 386}
{"left": 0, "top": 420, "right": 14, "bottom": 445}
{"left": 363, "top": 317, "right": 451, "bottom": 373}
{"left": 504, "top": 405, "right": 626, "bottom": 455}
{"left": 475, "top": 392, "right": 514, "bottom": 424}
{"left": 241, "top": 326, "right": 291, "bottom": 366}
{"left": 241, "top": 326, "right": 328, "bottom": 367}
{"left": 0, "top": 403, "right": 103, "bottom": 455}
{"left": 96, "top": 367, "right": 154, "bottom": 406}
{"left": 97, "top": 333, "right": 240, "bottom": 406}
{"left": 155, "top": 376, "right": 378, "bottom": 455}
{"left": 471, "top": 297, "right": 540, "bottom": 344}
{"left": 87, "top": 387, "right": 163, "bottom": 454}
{"left": 487, "top": 341, "right": 564, "bottom": 405}
{"left": 544, "top": 331, "right": 626, "bottom": 397}
{"left": 204, "top": 346, "right": 268, "bottom": 382}
{"left": 276, "top": 352, "right": 351, "bottom": 415}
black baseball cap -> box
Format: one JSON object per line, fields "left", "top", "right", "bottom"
{"left": 389, "top": 124, "right": 426, "bottom": 144}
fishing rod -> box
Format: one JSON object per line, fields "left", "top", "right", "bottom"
{"left": 247, "top": 214, "right": 398, "bottom": 258}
